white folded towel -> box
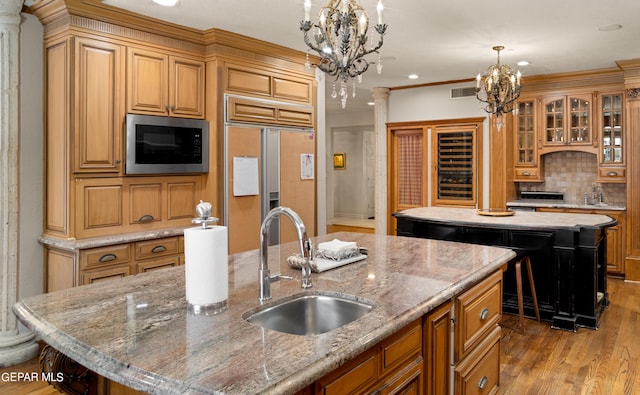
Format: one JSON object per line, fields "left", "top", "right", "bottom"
{"left": 316, "top": 239, "right": 358, "bottom": 260}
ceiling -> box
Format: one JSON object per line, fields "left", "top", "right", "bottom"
{"left": 103, "top": 0, "right": 640, "bottom": 113}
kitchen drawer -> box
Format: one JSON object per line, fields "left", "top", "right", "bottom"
{"left": 377, "top": 358, "right": 423, "bottom": 395}
{"left": 80, "top": 244, "right": 131, "bottom": 270}
{"left": 514, "top": 167, "right": 539, "bottom": 179}
{"left": 135, "top": 237, "right": 180, "bottom": 260}
{"left": 454, "top": 270, "right": 502, "bottom": 362}
{"left": 597, "top": 167, "right": 625, "bottom": 182}
{"left": 82, "top": 265, "right": 131, "bottom": 285}
{"left": 136, "top": 255, "right": 180, "bottom": 274}
{"left": 454, "top": 325, "right": 501, "bottom": 395}
{"left": 379, "top": 318, "right": 422, "bottom": 376}
{"left": 315, "top": 348, "right": 378, "bottom": 395}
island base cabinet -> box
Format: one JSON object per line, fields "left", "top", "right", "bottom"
{"left": 313, "top": 319, "right": 423, "bottom": 395}
{"left": 453, "top": 326, "right": 501, "bottom": 395}
{"left": 423, "top": 301, "right": 452, "bottom": 395}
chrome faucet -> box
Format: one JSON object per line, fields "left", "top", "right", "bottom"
{"left": 259, "top": 206, "right": 313, "bottom": 302}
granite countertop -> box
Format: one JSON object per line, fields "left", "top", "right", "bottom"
{"left": 507, "top": 199, "right": 626, "bottom": 211}
{"left": 395, "top": 207, "right": 617, "bottom": 230}
{"left": 38, "top": 227, "right": 190, "bottom": 250}
{"left": 14, "top": 232, "right": 515, "bottom": 395}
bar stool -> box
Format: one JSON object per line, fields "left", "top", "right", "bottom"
{"left": 514, "top": 255, "right": 540, "bottom": 334}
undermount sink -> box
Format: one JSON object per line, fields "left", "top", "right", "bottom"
{"left": 244, "top": 293, "right": 374, "bottom": 336}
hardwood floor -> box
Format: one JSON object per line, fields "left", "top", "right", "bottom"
{"left": 1, "top": 278, "right": 637, "bottom": 394}
{"left": 498, "top": 278, "right": 640, "bottom": 394}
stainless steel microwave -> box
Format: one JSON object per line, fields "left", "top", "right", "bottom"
{"left": 125, "top": 114, "right": 209, "bottom": 175}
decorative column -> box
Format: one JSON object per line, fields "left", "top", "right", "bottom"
{"left": 371, "top": 87, "right": 390, "bottom": 235}
{"left": 0, "top": 0, "right": 39, "bottom": 366}
{"left": 616, "top": 59, "right": 640, "bottom": 281}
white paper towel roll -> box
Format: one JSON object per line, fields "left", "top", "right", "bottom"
{"left": 184, "top": 226, "right": 229, "bottom": 309}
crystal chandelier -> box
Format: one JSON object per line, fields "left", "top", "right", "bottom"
{"left": 300, "top": 0, "right": 387, "bottom": 108}
{"left": 475, "top": 46, "right": 522, "bottom": 123}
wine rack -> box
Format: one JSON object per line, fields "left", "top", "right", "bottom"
{"left": 435, "top": 130, "right": 475, "bottom": 203}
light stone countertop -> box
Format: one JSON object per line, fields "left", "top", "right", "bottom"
{"left": 38, "top": 227, "right": 190, "bottom": 250}
{"left": 396, "top": 207, "right": 617, "bottom": 230}
{"left": 507, "top": 199, "right": 626, "bottom": 211}
{"left": 14, "top": 232, "right": 515, "bottom": 395}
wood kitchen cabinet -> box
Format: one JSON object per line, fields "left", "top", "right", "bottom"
{"left": 453, "top": 270, "right": 503, "bottom": 394}
{"left": 46, "top": 236, "right": 184, "bottom": 292}
{"left": 127, "top": 47, "right": 205, "bottom": 118}
{"left": 306, "top": 269, "right": 505, "bottom": 395}
{"left": 75, "top": 176, "right": 202, "bottom": 239}
{"left": 513, "top": 97, "right": 544, "bottom": 182}
{"left": 424, "top": 301, "right": 451, "bottom": 395}
{"left": 597, "top": 92, "right": 626, "bottom": 183}
{"left": 74, "top": 37, "right": 125, "bottom": 174}
{"left": 542, "top": 93, "right": 594, "bottom": 149}
{"left": 313, "top": 318, "right": 423, "bottom": 395}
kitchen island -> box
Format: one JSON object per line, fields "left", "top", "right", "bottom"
{"left": 13, "top": 232, "right": 514, "bottom": 394}
{"left": 394, "top": 207, "right": 617, "bottom": 331}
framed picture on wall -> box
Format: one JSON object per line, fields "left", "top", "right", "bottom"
{"left": 333, "top": 152, "right": 346, "bottom": 170}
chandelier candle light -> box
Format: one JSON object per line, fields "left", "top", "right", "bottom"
{"left": 475, "top": 46, "right": 522, "bottom": 129}
{"left": 301, "top": 0, "right": 387, "bottom": 108}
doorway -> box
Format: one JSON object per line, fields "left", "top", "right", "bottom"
{"left": 327, "top": 126, "right": 375, "bottom": 233}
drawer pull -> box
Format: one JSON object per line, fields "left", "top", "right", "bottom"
{"left": 98, "top": 253, "right": 117, "bottom": 263}
{"left": 607, "top": 171, "right": 618, "bottom": 177}
{"left": 478, "top": 376, "right": 488, "bottom": 389}
{"left": 479, "top": 307, "right": 490, "bottom": 321}
{"left": 139, "top": 214, "right": 155, "bottom": 222}
{"left": 151, "top": 246, "right": 167, "bottom": 254}
{"left": 522, "top": 171, "right": 530, "bottom": 176}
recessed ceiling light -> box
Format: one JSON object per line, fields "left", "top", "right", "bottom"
{"left": 517, "top": 60, "right": 529, "bottom": 67}
{"left": 153, "top": 0, "right": 179, "bottom": 6}
{"left": 367, "top": 102, "right": 375, "bottom": 106}
{"left": 408, "top": 74, "right": 419, "bottom": 80}
{"left": 598, "top": 24, "right": 622, "bottom": 32}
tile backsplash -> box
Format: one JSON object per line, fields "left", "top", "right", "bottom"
{"left": 518, "top": 151, "right": 626, "bottom": 206}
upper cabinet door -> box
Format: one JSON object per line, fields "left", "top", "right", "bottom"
{"left": 597, "top": 92, "right": 626, "bottom": 182}
{"left": 127, "top": 47, "right": 168, "bottom": 115}
{"left": 169, "top": 56, "right": 205, "bottom": 118}
{"left": 600, "top": 93, "right": 624, "bottom": 165}
{"left": 127, "top": 48, "right": 205, "bottom": 118}
{"left": 74, "top": 37, "right": 125, "bottom": 173}
{"left": 513, "top": 98, "right": 544, "bottom": 182}
{"left": 542, "top": 93, "right": 593, "bottom": 147}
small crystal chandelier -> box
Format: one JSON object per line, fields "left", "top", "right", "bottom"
{"left": 300, "top": 0, "right": 387, "bottom": 108}
{"left": 475, "top": 46, "right": 522, "bottom": 126}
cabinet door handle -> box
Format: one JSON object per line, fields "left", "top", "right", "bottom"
{"left": 607, "top": 171, "right": 618, "bottom": 177}
{"left": 139, "top": 214, "right": 155, "bottom": 222}
{"left": 522, "top": 171, "right": 530, "bottom": 176}
{"left": 478, "top": 375, "right": 488, "bottom": 389}
{"left": 151, "top": 246, "right": 167, "bottom": 254}
{"left": 479, "top": 307, "right": 490, "bottom": 321}
{"left": 99, "top": 253, "right": 117, "bottom": 262}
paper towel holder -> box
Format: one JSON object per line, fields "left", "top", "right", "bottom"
{"left": 187, "top": 200, "right": 227, "bottom": 315}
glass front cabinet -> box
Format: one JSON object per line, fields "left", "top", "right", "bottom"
{"left": 542, "top": 93, "right": 593, "bottom": 147}
{"left": 513, "top": 98, "right": 543, "bottom": 182}
{"left": 597, "top": 92, "right": 625, "bottom": 182}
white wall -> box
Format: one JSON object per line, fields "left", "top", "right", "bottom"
{"left": 19, "top": 14, "right": 44, "bottom": 298}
